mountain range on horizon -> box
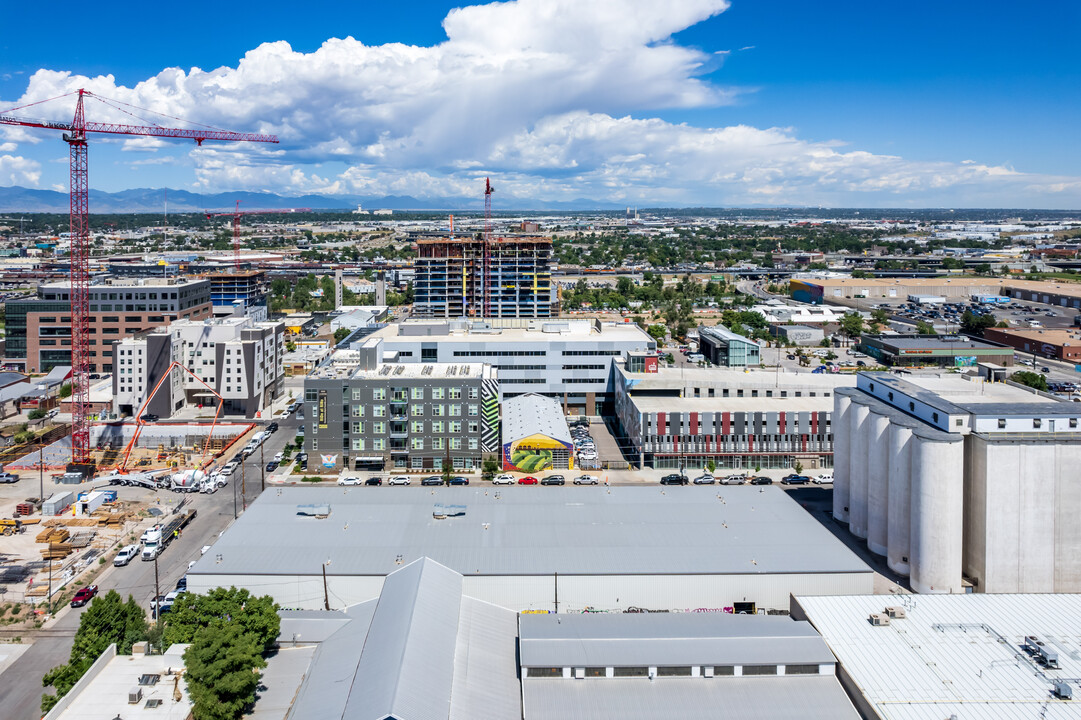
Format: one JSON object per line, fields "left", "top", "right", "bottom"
{"left": 0, "top": 186, "right": 633, "bottom": 214}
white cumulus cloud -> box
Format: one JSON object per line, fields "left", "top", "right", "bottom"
{"left": 0, "top": 155, "right": 42, "bottom": 186}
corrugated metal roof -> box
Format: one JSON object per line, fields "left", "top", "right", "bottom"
{"left": 519, "top": 614, "right": 836, "bottom": 668}
{"left": 450, "top": 597, "right": 522, "bottom": 720}
{"left": 347, "top": 557, "right": 463, "bottom": 720}
{"left": 502, "top": 393, "right": 573, "bottom": 445}
{"left": 190, "top": 486, "right": 871, "bottom": 579}
{"left": 522, "top": 675, "right": 859, "bottom": 720}
{"left": 795, "top": 594, "right": 1081, "bottom": 720}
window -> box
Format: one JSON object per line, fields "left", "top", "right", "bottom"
{"left": 1071, "top": 418, "right": 1078, "bottom": 428}
{"left": 656, "top": 667, "right": 692, "bottom": 677}
{"left": 468, "top": 404, "right": 478, "bottom": 416}
{"left": 468, "top": 438, "right": 478, "bottom": 450}
{"left": 411, "top": 437, "right": 424, "bottom": 450}
{"left": 432, "top": 387, "right": 445, "bottom": 400}
{"left": 432, "top": 421, "right": 445, "bottom": 433}
{"left": 528, "top": 667, "right": 563, "bottom": 678}
{"left": 742, "top": 665, "right": 777, "bottom": 676}
{"left": 352, "top": 438, "right": 365, "bottom": 450}
{"left": 306, "top": 389, "right": 318, "bottom": 401}
{"left": 450, "top": 404, "right": 461, "bottom": 416}
{"left": 373, "top": 438, "right": 385, "bottom": 450}
{"left": 411, "top": 404, "right": 424, "bottom": 416}
{"left": 352, "top": 405, "right": 364, "bottom": 418}
{"left": 449, "top": 387, "right": 462, "bottom": 399}
{"left": 785, "top": 664, "right": 820, "bottom": 675}
{"left": 450, "top": 421, "right": 462, "bottom": 434}
{"left": 468, "top": 387, "right": 479, "bottom": 399}
{"left": 585, "top": 667, "right": 606, "bottom": 677}
{"left": 1033, "top": 418, "right": 1042, "bottom": 429}
{"left": 433, "top": 405, "right": 445, "bottom": 417}
{"left": 411, "top": 421, "right": 424, "bottom": 433}
{"left": 432, "top": 437, "right": 445, "bottom": 450}
{"left": 613, "top": 667, "right": 648, "bottom": 677}
{"left": 373, "top": 388, "right": 386, "bottom": 400}
{"left": 712, "top": 665, "right": 735, "bottom": 676}
{"left": 450, "top": 437, "right": 462, "bottom": 450}
{"left": 373, "top": 422, "right": 385, "bottom": 434}
{"left": 352, "top": 388, "right": 363, "bottom": 400}
{"left": 468, "top": 421, "right": 478, "bottom": 433}
{"left": 373, "top": 405, "right": 386, "bottom": 417}
{"left": 411, "top": 387, "right": 425, "bottom": 400}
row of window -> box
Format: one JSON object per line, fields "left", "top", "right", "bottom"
{"left": 526, "top": 664, "right": 822, "bottom": 678}
{"left": 346, "top": 437, "right": 477, "bottom": 451}
{"left": 345, "top": 404, "right": 480, "bottom": 418}
{"left": 348, "top": 420, "right": 479, "bottom": 435}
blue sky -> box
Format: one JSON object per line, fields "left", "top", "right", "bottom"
{"left": 1, "top": 0, "right": 1079, "bottom": 207}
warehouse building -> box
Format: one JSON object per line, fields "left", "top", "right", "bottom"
{"left": 769, "top": 323, "right": 825, "bottom": 346}
{"left": 858, "top": 333, "right": 1015, "bottom": 367}
{"left": 502, "top": 393, "right": 575, "bottom": 471}
{"left": 360, "top": 318, "right": 655, "bottom": 415}
{"left": 1002, "top": 279, "right": 1081, "bottom": 309}
{"left": 790, "top": 277, "right": 997, "bottom": 304}
{"left": 614, "top": 365, "right": 855, "bottom": 470}
{"left": 834, "top": 372, "right": 1081, "bottom": 594}
{"left": 982, "top": 327, "right": 1081, "bottom": 362}
{"left": 188, "top": 485, "right": 873, "bottom": 612}
{"left": 793, "top": 593, "right": 1081, "bottom": 720}
{"left": 303, "top": 338, "right": 500, "bottom": 472}
{"left": 277, "top": 557, "right": 861, "bottom": 720}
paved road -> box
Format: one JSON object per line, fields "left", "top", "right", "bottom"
{"left": 0, "top": 411, "right": 299, "bottom": 720}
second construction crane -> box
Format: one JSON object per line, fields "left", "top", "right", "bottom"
{"left": 205, "top": 202, "right": 310, "bottom": 269}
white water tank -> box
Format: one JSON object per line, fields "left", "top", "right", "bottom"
{"left": 886, "top": 420, "right": 916, "bottom": 576}
{"left": 832, "top": 393, "right": 852, "bottom": 523}
{"left": 910, "top": 431, "right": 965, "bottom": 593}
{"left": 848, "top": 400, "right": 870, "bottom": 539}
{"left": 865, "top": 411, "right": 890, "bottom": 557}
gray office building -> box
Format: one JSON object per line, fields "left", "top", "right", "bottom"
{"left": 698, "top": 325, "right": 761, "bottom": 367}
{"left": 304, "top": 338, "right": 500, "bottom": 472}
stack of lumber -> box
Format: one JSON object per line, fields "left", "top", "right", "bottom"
{"left": 40, "top": 543, "right": 72, "bottom": 560}
{"left": 35, "top": 528, "right": 69, "bottom": 544}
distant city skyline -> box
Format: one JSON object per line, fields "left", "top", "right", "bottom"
{"left": 1, "top": 0, "right": 1079, "bottom": 208}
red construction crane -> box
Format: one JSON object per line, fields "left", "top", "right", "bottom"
{"left": 205, "top": 202, "right": 310, "bottom": 269}
{"left": 483, "top": 177, "right": 495, "bottom": 316}
{"left": 0, "top": 89, "right": 277, "bottom": 469}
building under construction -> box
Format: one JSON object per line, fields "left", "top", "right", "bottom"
{"left": 413, "top": 236, "right": 557, "bottom": 318}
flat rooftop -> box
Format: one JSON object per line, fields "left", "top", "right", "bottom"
{"left": 870, "top": 334, "right": 1010, "bottom": 352}
{"left": 309, "top": 355, "right": 491, "bottom": 380}
{"left": 374, "top": 319, "right": 653, "bottom": 343}
{"left": 629, "top": 394, "right": 835, "bottom": 413}
{"left": 798, "top": 277, "right": 994, "bottom": 288}
{"left": 189, "top": 486, "right": 872, "bottom": 579}
{"left": 795, "top": 593, "right": 1081, "bottom": 720}
{"left": 619, "top": 366, "right": 857, "bottom": 391}
{"left": 988, "top": 328, "right": 1081, "bottom": 345}
{"left": 865, "top": 372, "right": 1067, "bottom": 414}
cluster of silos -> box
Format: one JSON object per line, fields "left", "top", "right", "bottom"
{"left": 834, "top": 388, "right": 965, "bottom": 594}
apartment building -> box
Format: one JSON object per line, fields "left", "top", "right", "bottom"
{"left": 413, "top": 236, "right": 557, "bottom": 318}
{"left": 614, "top": 365, "right": 856, "bottom": 470}
{"left": 359, "top": 318, "right": 655, "bottom": 415}
{"left": 112, "top": 316, "right": 285, "bottom": 419}
{"left": 200, "top": 269, "right": 269, "bottom": 319}
{"left": 5, "top": 277, "right": 212, "bottom": 373}
{"left": 304, "top": 338, "right": 500, "bottom": 472}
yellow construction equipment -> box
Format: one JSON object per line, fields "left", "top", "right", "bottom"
{"left": 0, "top": 518, "right": 24, "bottom": 536}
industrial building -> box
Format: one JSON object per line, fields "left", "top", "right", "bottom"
{"left": 4, "top": 277, "right": 213, "bottom": 373}
{"left": 793, "top": 593, "right": 1081, "bottom": 720}
{"left": 1002, "top": 279, "right": 1081, "bottom": 309}
{"left": 697, "top": 325, "right": 761, "bottom": 367}
{"left": 790, "top": 277, "right": 998, "bottom": 304}
{"left": 277, "top": 557, "right": 860, "bottom": 720}
{"left": 187, "top": 485, "right": 873, "bottom": 612}
{"left": 303, "top": 338, "right": 500, "bottom": 472}
{"left": 413, "top": 236, "right": 557, "bottom": 318}
{"left": 360, "top": 318, "right": 655, "bottom": 415}
{"left": 502, "top": 392, "right": 575, "bottom": 471}
{"left": 614, "top": 365, "right": 855, "bottom": 470}
{"left": 751, "top": 303, "right": 847, "bottom": 325}
{"left": 834, "top": 372, "right": 1081, "bottom": 594}
{"left": 982, "top": 327, "right": 1081, "bottom": 362}
{"left": 858, "top": 333, "right": 1016, "bottom": 367}
{"left": 111, "top": 315, "right": 285, "bottom": 419}
{"left": 769, "top": 323, "right": 825, "bottom": 346}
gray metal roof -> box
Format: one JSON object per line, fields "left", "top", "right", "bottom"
{"left": 523, "top": 675, "right": 859, "bottom": 720}
{"left": 284, "top": 558, "right": 521, "bottom": 720}
{"left": 502, "top": 393, "right": 573, "bottom": 445}
{"left": 518, "top": 613, "right": 836, "bottom": 668}
{"left": 191, "top": 486, "right": 871, "bottom": 579}
{"left": 700, "top": 325, "right": 757, "bottom": 346}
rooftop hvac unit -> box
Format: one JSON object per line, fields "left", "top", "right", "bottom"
{"left": 1054, "top": 682, "right": 1073, "bottom": 700}
{"left": 868, "top": 613, "right": 891, "bottom": 627}
{"left": 129, "top": 687, "right": 143, "bottom": 704}
{"left": 884, "top": 606, "right": 907, "bottom": 619}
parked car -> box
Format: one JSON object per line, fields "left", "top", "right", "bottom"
{"left": 140, "top": 414, "right": 159, "bottom": 423}
{"left": 780, "top": 474, "right": 810, "bottom": 485}
{"left": 272, "top": 451, "right": 285, "bottom": 463}
{"left": 692, "top": 474, "right": 716, "bottom": 485}
{"left": 720, "top": 474, "right": 747, "bottom": 485}
{"left": 660, "top": 474, "right": 688, "bottom": 485}
{"left": 573, "top": 474, "right": 600, "bottom": 485}
{"left": 175, "top": 576, "right": 187, "bottom": 592}
{"left": 0, "top": 472, "right": 18, "bottom": 483}
{"left": 421, "top": 476, "right": 443, "bottom": 486}
{"left": 114, "top": 545, "right": 139, "bottom": 567}
{"left": 388, "top": 476, "right": 411, "bottom": 486}
{"left": 813, "top": 473, "right": 834, "bottom": 484}
{"left": 296, "top": 453, "right": 308, "bottom": 464}
{"left": 265, "top": 461, "right": 279, "bottom": 472}
{"left": 365, "top": 476, "right": 383, "bottom": 486}
{"left": 750, "top": 476, "right": 773, "bottom": 485}
{"left": 338, "top": 476, "right": 363, "bottom": 486}
{"left": 518, "top": 476, "right": 539, "bottom": 485}
{"left": 492, "top": 474, "right": 515, "bottom": 485}
{"left": 267, "top": 422, "right": 279, "bottom": 433}
{"left": 448, "top": 476, "right": 470, "bottom": 485}
{"left": 70, "top": 585, "right": 98, "bottom": 608}
{"left": 541, "top": 475, "right": 565, "bottom": 485}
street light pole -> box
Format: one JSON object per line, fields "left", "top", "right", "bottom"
{"left": 260, "top": 440, "right": 265, "bottom": 493}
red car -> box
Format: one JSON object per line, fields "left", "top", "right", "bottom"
{"left": 70, "top": 585, "right": 98, "bottom": 608}
{"left": 518, "top": 476, "right": 539, "bottom": 485}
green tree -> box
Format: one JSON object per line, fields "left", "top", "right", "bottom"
{"left": 333, "top": 327, "right": 352, "bottom": 345}
{"left": 1011, "top": 370, "right": 1049, "bottom": 392}
{"left": 42, "top": 591, "right": 148, "bottom": 713}
{"left": 839, "top": 312, "right": 865, "bottom": 343}
{"left": 482, "top": 454, "right": 499, "bottom": 481}
{"left": 871, "top": 308, "right": 890, "bottom": 326}
{"left": 185, "top": 624, "right": 266, "bottom": 720}
{"left": 58, "top": 382, "right": 72, "bottom": 399}
{"left": 27, "top": 408, "right": 45, "bottom": 420}
{"left": 441, "top": 455, "right": 453, "bottom": 485}
{"left": 162, "top": 587, "right": 279, "bottom": 651}
{"left": 915, "top": 320, "right": 937, "bottom": 335}
{"left": 646, "top": 325, "right": 668, "bottom": 342}
{"left": 960, "top": 309, "right": 997, "bottom": 336}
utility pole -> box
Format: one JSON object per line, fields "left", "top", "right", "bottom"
{"left": 322, "top": 564, "right": 330, "bottom": 611}
{"left": 153, "top": 551, "right": 160, "bottom": 622}
{"left": 38, "top": 444, "right": 44, "bottom": 512}
{"left": 232, "top": 464, "right": 238, "bottom": 520}
{"left": 260, "top": 441, "right": 265, "bottom": 492}
{"left": 241, "top": 452, "right": 247, "bottom": 511}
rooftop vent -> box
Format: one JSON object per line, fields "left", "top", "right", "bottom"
{"left": 138, "top": 674, "right": 161, "bottom": 686}
{"left": 129, "top": 687, "right": 144, "bottom": 704}
{"left": 1054, "top": 682, "right": 1073, "bottom": 701}
{"left": 296, "top": 504, "right": 331, "bottom": 518}
{"left": 884, "top": 606, "right": 906, "bottom": 619}
{"left": 145, "top": 698, "right": 164, "bottom": 709}
{"left": 868, "top": 613, "right": 891, "bottom": 627}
